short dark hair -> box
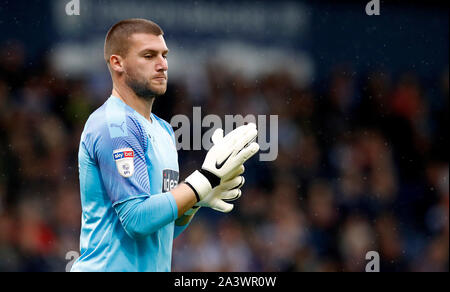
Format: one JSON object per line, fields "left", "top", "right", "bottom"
{"left": 104, "top": 18, "right": 164, "bottom": 64}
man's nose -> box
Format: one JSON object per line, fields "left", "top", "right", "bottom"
{"left": 155, "top": 56, "right": 168, "bottom": 71}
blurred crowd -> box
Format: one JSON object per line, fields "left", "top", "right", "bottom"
{"left": 0, "top": 40, "right": 448, "bottom": 272}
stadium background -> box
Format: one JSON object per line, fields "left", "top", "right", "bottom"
{"left": 0, "top": 0, "right": 448, "bottom": 272}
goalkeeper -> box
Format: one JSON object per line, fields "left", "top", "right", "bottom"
{"left": 70, "top": 18, "right": 259, "bottom": 272}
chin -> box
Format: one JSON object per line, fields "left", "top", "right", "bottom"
{"left": 153, "top": 88, "right": 167, "bottom": 96}
{"left": 146, "top": 82, "right": 166, "bottom": 96}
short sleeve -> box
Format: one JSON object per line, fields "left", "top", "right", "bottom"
{"left": 94, "top": 115, "right": 151, "bottom": 206}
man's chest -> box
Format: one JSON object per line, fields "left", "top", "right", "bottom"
{"left": 143, "top": 124, "right": 179, "bottom": 193}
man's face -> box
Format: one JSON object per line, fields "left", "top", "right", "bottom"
{"left": 123, "top": 33, "right": 169, "bottom": 99}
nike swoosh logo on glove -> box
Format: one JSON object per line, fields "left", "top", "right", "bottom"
{"left": 215, "top": 152, "right": 232, "bottom": 169}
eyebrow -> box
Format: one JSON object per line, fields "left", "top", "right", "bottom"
{"left": 140, "top": 49, "right": 169, "bottom": 55}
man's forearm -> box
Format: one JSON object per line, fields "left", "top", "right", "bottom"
{"left": 114, "top": 186, "right": 198, "bottom": 240}
{"left": 170, "top": 183, "right": 198, "bottom": 217}
{"left": 115, "top": 193, "right": 178, "bottom": 239}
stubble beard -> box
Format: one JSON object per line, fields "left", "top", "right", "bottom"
{"left": 125, "top": 72, "right": 166, "bottom": 101}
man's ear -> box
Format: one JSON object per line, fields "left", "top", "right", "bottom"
{"left": 109, "top": 55, "right": 125, "bottom": 73}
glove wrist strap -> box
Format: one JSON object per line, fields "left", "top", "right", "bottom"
{"left": 184, "top": 170, "right": 213, "bottom": 202}
{"left": 198, "top": 169, "right": 221, "bottom": 189}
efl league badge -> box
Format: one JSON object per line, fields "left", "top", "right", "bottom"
{"left": 113, "top": 148, "right": 135, "bottom": 178}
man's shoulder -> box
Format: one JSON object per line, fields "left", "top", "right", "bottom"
{"left": 84, "top": 97, "right": 143, "bottom": 140}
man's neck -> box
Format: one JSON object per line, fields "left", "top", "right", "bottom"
{"left": 112, "top": 85, "right": 154, "bottom": 122}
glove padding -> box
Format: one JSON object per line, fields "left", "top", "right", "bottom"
{"left": 195, "top": 165, "right": 246, "bottom": 213}
{"left": 185, "top": 123, "right": 259, "bottom": 202}
{"left": 184, "top": 164, "right": 246, "bottom": 215}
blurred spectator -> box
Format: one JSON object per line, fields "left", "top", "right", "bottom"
{"left": 339, "top": 215, "right": 376, "bottom": 272}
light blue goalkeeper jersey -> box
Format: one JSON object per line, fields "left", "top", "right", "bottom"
{"left": 71, "top": 95, "right": 180, "bottom": 272}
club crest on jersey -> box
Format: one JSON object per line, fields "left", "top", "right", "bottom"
{"left": 113, "top": 148, "right": 135, "bottom": 178}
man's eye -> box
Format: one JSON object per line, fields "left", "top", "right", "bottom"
{"left": 163, "top": 55, "right": 168, "bottom": 59}
{"left": 144, "top": 55, "right": 153, "bottom": 59}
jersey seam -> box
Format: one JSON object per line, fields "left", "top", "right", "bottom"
{"left": 111, "top": 193, "right": 151, "bottom": 208}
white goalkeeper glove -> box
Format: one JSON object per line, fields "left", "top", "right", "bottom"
{"left": 183, "top": 166, "right": 246, "bottom": 215}
{"left": 194, "top": 164, "right": 246, "bottom": 213}
{"left": 184, "top": 123, "right": 259, "bottom": 209}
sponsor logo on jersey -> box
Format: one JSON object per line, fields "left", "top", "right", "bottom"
{"left": 162, "top": 169, "right": 179, "bottom": 192}
{"left": 110, "top": 122, "right": 126, "bottom": 134}
{"left": 113, "top": 150, "right": 134, "bottom": 160}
